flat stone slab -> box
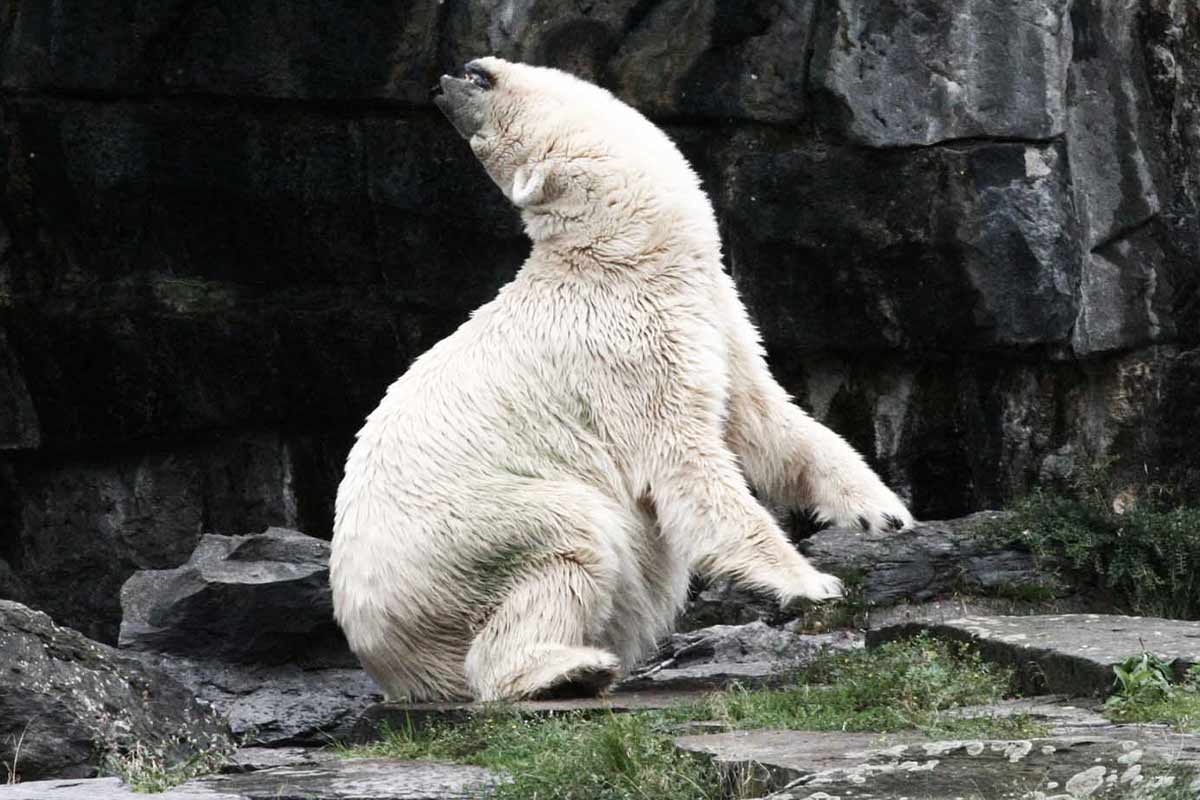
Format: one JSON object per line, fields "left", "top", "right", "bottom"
{"left": 869, "top": 614, "right": 1200, "bottom": 695}
{"left": 940, "top": 695, "right": 1111, "bottom": 732}
{"left": 676, "top": 729, "right": 1200, "bottom": 799}
{"left": 0, "top": 759, "right": 499, "bottom": 800}
{"left": 0, "top": 777, "right": 239, "bottom": 799}
{"left": 352, "top": 688, "right": 705, "bottom": 741}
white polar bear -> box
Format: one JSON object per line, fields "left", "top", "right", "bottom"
{"left": 330, "top": 58, "right": 913, "bottom": 703}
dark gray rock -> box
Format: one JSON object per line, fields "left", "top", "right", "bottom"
{"left": 0, "top": 600, "right": 231, "bottom": 783}
{"left": 0, "top": 759, "right": 499, "bottom": 800}
{"left": 802, "top": 512, "right": 1069, "bottom": 607}
{"left": 676, "top": 729, "right": 1200, "bottom": 799}
{"left": 0, "top": 327, "right": 39, "bottom": 450}
{"left": 608, "top": 0, "right": 817, "bottom": 122}
{"left": 119, "top": 528, "right": 381, "bottom": 744}
{"left": 722, "top": 134, "right": 1080, "bottom": 354}
{"left": 679, "top": 514, "right": 1082, "bottom": 630}
{"left": 810, "top": 0, "right": 1071, "bottom": 146}
{"left": 869, "top": 613, "right": 1200, "bottom": 696}
{"left": 622, "top": 622, "right": 861, "bottom": 692}
{"left": 0, "top": 557, "right": 24, "bottom": 602}
{"left": 1065, "top": 3, "right": 1178, "bottom": 357}
{"left": 0, "top": 0, "right": 442, "bottom": 104}
{"left": 131, "top": 655, "right": 381, "bottom": 746}
{"left": 440, "top": 0, "right": 817, "bottom": 123}
{"left": 120, "top": 527, "right": 346, "bottom": 664}
{"left": 2, "top": 433, "right": 310, "bottom": 643}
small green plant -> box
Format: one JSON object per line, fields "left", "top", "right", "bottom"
{"left": 1105, "top": 651, "right": 1200, "bottom": 732}
{"left": 993, "top": 462, "right": 1200, "bottom": 619}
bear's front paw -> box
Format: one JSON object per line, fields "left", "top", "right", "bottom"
{"left": 781, "top": 569, "right": 844, "bottom": 606}
{"left": 814, "top": 484, "right": 915, "bottom": 535}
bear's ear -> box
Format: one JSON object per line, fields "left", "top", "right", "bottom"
{"left": 511, "top": 163, "right": 553, "bottom": 209}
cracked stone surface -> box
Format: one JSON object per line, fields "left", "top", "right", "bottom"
{"left": 0, "top": 758, "right": 499, "bottom": 800}
{"left": 676, "top": 729, "right": 1200, "bottom": 799}
{"left": 870, "top": 614, "right": 1200, "bottom": 696}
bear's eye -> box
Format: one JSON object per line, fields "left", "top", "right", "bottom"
{"left": 465, "top": 64, "right": 494, "bottom": 91}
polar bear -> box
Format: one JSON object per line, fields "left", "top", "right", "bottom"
{"left": 330, "top": 58, "right": 913, "bottom": 703}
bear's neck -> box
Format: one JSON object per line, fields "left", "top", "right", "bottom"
{"left": 522, "top": 194, "right": 722, "bottom": 276}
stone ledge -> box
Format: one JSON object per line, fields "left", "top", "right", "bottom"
{"left": 868, "top": 614, "right": 1200, "bottom": 696}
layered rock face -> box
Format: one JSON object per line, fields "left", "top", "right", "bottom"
{"left": 0, "top": 0, "right": 1197, "bottom": 640}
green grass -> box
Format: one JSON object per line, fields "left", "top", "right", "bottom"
{"left": 338, "top": 636, "right": 1044, "bottom": 800}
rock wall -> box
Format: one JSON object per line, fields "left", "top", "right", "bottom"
{"left": 0, "top": 0, "right": 1197, "bottom": 641}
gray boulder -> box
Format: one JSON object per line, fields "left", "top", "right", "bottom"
{"left": 130, "top": 655, "right": 381, "bottom": 746}
{"left": 120, "top": 527, "right": 383, "bottom": 745}
{"left": 120, "top": 527, "right": 347, "bottom": 664}
{"left": 0, "top": 601, "right": 231, "bottom": 783}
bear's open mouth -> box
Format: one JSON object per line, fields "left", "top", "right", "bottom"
{"left": 432, "top": 70, "right": 488, "bottom": 140}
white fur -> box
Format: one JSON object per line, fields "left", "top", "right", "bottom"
{"left": 330, "top": 58, "right": 913, "bottom": 702}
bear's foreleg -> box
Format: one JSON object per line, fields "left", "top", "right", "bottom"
{"left": 726, "top": 383, "right": 914, "bottom": 533}
{"left": 651, "top": 439, "right": 844, "bottom": 605}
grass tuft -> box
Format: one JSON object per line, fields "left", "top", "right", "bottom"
{"left": 102, "top": 734, "right": 236, "bottom": 794}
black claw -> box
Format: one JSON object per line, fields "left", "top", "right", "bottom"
{"left": 857, "top": 515, "right": 871, "bottom": 532}
{"left": 884, "top": 513, "right": 904, "bottom": 531}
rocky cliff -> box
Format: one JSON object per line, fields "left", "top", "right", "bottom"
{"left": 0, "top": 0, "right": 1197, "bottom": 642}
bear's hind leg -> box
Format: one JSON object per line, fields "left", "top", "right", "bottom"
{"left": 465, "top": 556, "right": 621, "bottom": 701}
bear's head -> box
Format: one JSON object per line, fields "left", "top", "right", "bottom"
{"left": 433, "top": 58, "right": 717, "bottom": 253}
